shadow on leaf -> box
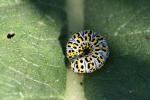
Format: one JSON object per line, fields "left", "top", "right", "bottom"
{"left": 29, "top": 0, "right": 70, "bottom": 67}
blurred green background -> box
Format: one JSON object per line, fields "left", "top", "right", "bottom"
{"left": 0, "top": 0, "right": 150, "bottom": 100}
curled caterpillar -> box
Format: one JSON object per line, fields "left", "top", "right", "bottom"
{"left": 66, "top": 30, "right": 109, "bottom": 73}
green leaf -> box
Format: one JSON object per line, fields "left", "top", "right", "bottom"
{"left": 0, "top": 0, "right": 67, "bottom": 99}
{"left": 84, "top": 0, "right": 150, "bottom": 100}
{"left": 1, "top": 0, "right": 150, "bottom": 100}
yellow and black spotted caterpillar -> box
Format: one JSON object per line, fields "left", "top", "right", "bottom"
{"left": 66, "top": 30, "right": 109, "bottom": 73}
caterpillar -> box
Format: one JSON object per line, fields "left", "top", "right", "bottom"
{"left": 66, "top": 30, "right": 109, "bottom": 73}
